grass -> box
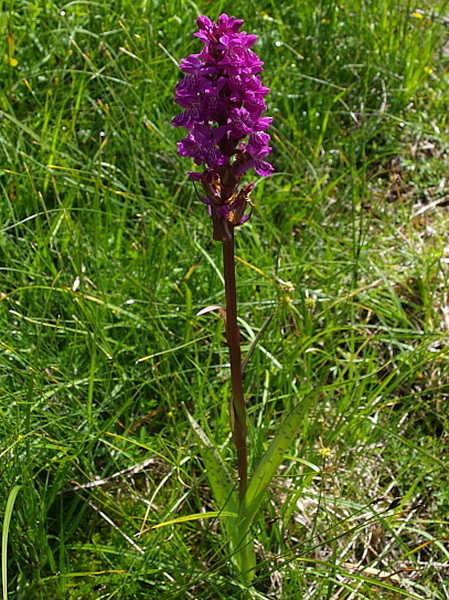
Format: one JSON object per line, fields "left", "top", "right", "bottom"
{"left": 1, "top": 0, "right": 449, "bottom": 597}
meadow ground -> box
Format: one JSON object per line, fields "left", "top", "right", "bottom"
{"left": 1, "top": 1, "right": 449, "bottom": 598}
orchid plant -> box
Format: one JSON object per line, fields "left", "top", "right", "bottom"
{"left": 173, "top": 14, "right": 307, "bottom": 584}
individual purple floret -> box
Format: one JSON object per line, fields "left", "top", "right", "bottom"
{"left": 172, "top": 14, "right": 273, "bottom": 241}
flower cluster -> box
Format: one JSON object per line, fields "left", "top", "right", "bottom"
{"left": 172, "top": 14, "right": 273, "bottom": 240}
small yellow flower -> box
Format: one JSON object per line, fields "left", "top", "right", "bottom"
{"left": 317, "top": 446, "right": 332, "bottom": 459}
{"left": 281, "top": 296, "right": 293, "bottom": 307}
{"left": 305, "top": 296, "right": 316, "bottom": 311}
{"left": 424, "top": 66, "right": 433, "bottom": 74}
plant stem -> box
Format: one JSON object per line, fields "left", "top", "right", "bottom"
{"left": 222, "top": 234, "right": 247, "bottom": 500}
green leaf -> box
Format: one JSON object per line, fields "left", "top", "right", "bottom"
{"left": 2, "top": 485, "right": 22, "bottom": 600}
{"left": 241, "top": 397, "right": 310, "bottom": 528}
{"left": 186, "top": 411, "right": 256, "bottom": 582}
{"left": 185, "top": 411, "right": 239, "bottom": 525}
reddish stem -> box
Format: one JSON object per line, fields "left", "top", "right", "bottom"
{"left": 222, "top": 234, "right": 247, "bottom": 500}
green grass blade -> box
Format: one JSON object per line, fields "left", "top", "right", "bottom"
{"left": 2, "top": 485, "right": 21, "bottom": 600}
{"left": 150, "top": 510, "right": 237, "bottom": 530}
{"left": 241, "top": 313, "right": 274, "bottom": 375}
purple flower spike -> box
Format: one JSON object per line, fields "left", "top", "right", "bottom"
{"left": 173, "top": 14, "right": 273, "bottom": 241}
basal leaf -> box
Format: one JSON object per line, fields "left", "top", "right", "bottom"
{"left": 241, "top": 396, "right": 311, "bottom": 527}
{"left": 185, "top": 411, "right": 239, "bottom": 525}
